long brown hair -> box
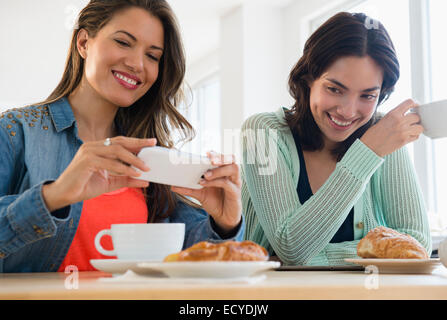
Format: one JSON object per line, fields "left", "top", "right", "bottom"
{"left": 38, "top": 0, "right": 195, "bottom": 222}
{"left": 286, "top": 12, "right": 400, "bottom": 160}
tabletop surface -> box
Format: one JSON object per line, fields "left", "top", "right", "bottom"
{"left": 1, "top": 265, "right": 447, "bottom": 300}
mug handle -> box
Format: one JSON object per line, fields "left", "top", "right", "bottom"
{"left": 94, "top": 229, "right": 116, "bottom": 256}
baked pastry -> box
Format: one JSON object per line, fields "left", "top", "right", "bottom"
{"left": 357, "top": 226, "right": 429, "bottom": 259}
{"left": 163, "top": 240, "right": 269, "bottom": 262}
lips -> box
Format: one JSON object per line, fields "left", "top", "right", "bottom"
{"left": 112, "top": 70, "right": 142, "bottom": 90}
{"left": 327, "top": 113, "right": 357, "bottom": 129}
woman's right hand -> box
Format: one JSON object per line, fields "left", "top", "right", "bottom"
{"left": 360, "top": 99, "right": 424, "bottom": 157}
{"left": 42, "top": 136, "right": 155, "bottom": 212}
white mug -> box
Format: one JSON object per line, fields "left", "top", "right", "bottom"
{"left": 94, "top": 223, "right": 185, "bottom": 261}
{"left": 417, "top": 99, "right": 447, "bottom": 139}
{"left": 439, "top": 238, "right": 447, "bottom": 268}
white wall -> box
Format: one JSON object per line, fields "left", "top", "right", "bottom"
{"left": 185, "top": 51, "right": 219, "bottom": 88}
{"left": 242, "top": 3, "right": 284, "bottom": 118}
{"left": 219, "top": 7, "right": 245, "bottom": 132}
{"left": 0, "top": 0, "right": 88, "bottom": 109}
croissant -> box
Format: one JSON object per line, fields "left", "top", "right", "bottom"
{"left": 164, "top": 240, "right": 269, "bottom": 262}
{"left": 357, "top": 226, "right": 429, "bottom": 259}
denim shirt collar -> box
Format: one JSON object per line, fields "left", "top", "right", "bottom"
{"left": 47, "top": 97, "right": 76, "bottom": 133}
{"left": 47, "top": 96, "right": 126, "bottom": 136}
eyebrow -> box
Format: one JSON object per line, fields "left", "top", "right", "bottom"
{"left": 326, "top": 78, "right": 380, "bottom": 92}
{"left": 114, "top": 30, "right": 164, "bottom": 51}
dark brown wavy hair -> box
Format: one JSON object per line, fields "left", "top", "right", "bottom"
{"left": 286, "top": 12, "right": 400, "bottom": 160}
{"left": 37, "top": 0, "right": 195, "bottom": 222}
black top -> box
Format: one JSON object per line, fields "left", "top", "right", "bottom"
{"left": 291, "top": 128, "right": 354, "bottom": 243}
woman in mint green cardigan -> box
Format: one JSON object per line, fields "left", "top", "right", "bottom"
{"left": 241, "top": 12, "right": 432, "bottom": 266}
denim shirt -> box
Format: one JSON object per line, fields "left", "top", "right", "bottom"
{"left": 0, "top": 97, "right": 244, "bottom": 273}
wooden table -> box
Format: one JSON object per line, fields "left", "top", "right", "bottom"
{"left": 1, "top": 266, "right": 447, "bottom": 300}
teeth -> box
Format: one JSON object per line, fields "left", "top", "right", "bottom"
{"left": 114, "top": 72, "right": 138, "bottom": 86}
{"left": 329, "top": 115, "right": 352, "bottom": 127}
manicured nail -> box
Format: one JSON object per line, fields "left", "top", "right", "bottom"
{"left": 205, "top": 171, "right": 212, "bottom": 178}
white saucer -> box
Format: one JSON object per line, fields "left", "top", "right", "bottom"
{"left": 90, "top": 259, "right": 167, "bottom": 276}
{"left": 344, "top": 258, "right": 442, "bottom": 274}
{"left": 137, "top": 261, "right": 281, "bottom": 278}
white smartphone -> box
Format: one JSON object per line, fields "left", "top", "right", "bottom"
{"left": 134, "top": 146, "right": 217, "bottom": 189}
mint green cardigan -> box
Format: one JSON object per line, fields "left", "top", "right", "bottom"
{"left": 241, "top": 108, "right": 432, "bottom": 266}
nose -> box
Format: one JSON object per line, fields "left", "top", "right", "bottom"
{"left": 124, "top": 49, "right": 144, "bottom": 74}
{"left": 336, "top": 97, "right": 357, "bottom": 120}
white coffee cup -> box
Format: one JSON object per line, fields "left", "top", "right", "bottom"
{"left": 417, "top": 99, "right": 447, "bottom": 139}
{"left": 439, "top": 238, "right": 447, "bottom": 268}
{"left": 94, "top": 223, "right": 185, "bottom": 261}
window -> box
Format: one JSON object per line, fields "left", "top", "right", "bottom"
{"left": 429, "top": 0, "right": 447, "bottom": 221}
{"left": 178, "top": 74, "right": 222, "bottom": 156}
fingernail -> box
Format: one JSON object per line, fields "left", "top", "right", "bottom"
{"left": 199, "top": 179, "right": 206, "bottom": 185}
{"left": 205, "top": 171, "right": 212, "bottom": 178}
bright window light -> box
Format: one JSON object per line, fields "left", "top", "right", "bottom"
{"left": 429, "top": 0, "right": 447, "bottom": 218}
{"left": 179, "top": 75, "right": 222, "bottom": 155}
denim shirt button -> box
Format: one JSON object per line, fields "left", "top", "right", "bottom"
{"left": 356, "top": 222, "right": 364, "bottom": 229}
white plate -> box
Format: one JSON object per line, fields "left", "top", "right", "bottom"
{"left": 90, "top": 259, "right": 167, "bottom": 276}
{"left": 344, "top": 258, "right": 442, "bottom": 274}
{"left": 137, "top": 261, "right": 281, "bottom": 278}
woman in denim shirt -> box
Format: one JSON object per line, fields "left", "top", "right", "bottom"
{"left": 0, "top": 0, "right": 243, "bottom": 272}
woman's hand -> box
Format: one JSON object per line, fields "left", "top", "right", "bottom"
{"left": 360, "top": 99, "right": 424, "bottom": 157}
{"left": 171, "top": 151, "right": 242, "bottom": 234}
{"left": 42, "top": 136, "right": 155, "bottom": 212}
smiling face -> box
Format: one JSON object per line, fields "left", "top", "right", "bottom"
{"left": 77, "top": 6, "right": 164, "bottom": 107}
{"left": 308, "top": 55, "right": 384, "bottom": 148}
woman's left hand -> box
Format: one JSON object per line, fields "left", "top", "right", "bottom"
{"left": 171, "top": 151, "right": 242, "bottom": 234}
